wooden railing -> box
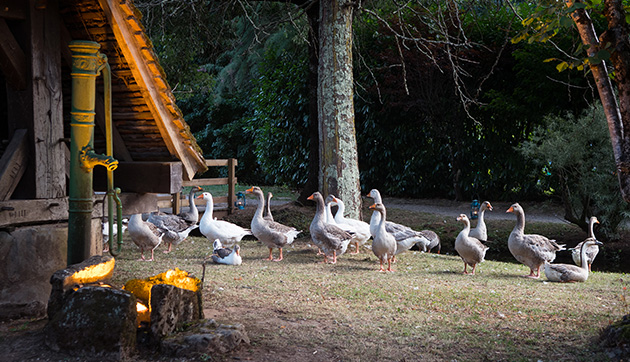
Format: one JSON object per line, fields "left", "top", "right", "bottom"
{"left": 157, "top": 158, "right": 237, "bottom": 217}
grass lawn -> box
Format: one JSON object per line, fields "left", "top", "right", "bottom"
{"left": 107, "top": 202, "right": 629, "bottom": 362}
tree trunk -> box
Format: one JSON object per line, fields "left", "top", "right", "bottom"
{"left": 297, "top": 1, "right": 321, "bottom": 205}
{"left": 317, "top": 0, "right": 362, "bottom": 219}
{"left": 602, "top": 0, "right": 630, "bottom": 202}
{"left": 567, "top": 0, "right": 630, "bottom": 202}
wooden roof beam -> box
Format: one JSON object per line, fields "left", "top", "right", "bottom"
{"left": 0, "top": 18, "right": 27, "bottom": 90}
{"left": 97, "top": 0, "right": 206, "bottom": 181}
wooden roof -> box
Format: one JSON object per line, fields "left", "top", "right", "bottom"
{"left": 59, "top": 0, "right": 207, "bottom": 180}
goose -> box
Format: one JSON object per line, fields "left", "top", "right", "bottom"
{"left": 367, "top": 189, "right": 432, "bottom": 257}
{"left": 127, "top": 214, "right": 164, "bottom": 261}
{"left": 102, "top": 218, "right": 127, "bottom": 253}
{"left": 178, "top": 186, "right": 204, "bottom": 223}
{"left": 263, "top": 192, "right": 274, "bottom": 221}
{"left": 323, "top": 195, "right": 353, "bottom": 256}
{"left": 571, "top": 216, "right": 601, "bottom": 272}
{"left": 468, "top": 201, "right": 493, "bottom": 242}
{"left": 212, "top": 239, "right": 232, "bottom": 258}
{"left": 247, "top": 186, "right": 301, "bottom": 261}
{"left": 147, "top": 212, "right": 198, "bottom": 253}
{"left": 146, "top": 186, "right": 203, "bottom": 252}
{"left": 197, "top": 192, "right": 252, "bottom": 247}
{"left": 368, "top": 203, "right": 397, "bottom": 272}
{"left": 308, "top": 192, "right": 353, "bottom": 264}
{"left": 212, "top": 243, "right": 242, "bottom": 265}
{"left": 545, "top": 239, "right": 603, "bottom": 282}
{"left": 454, "top": 214, "right": 489, "bottom": 275}
{"left": 506, "top": 203, "right": 565, "bottom": 278}
{"left": 419, "top": 230, "right": 441, "bottom": 254}
{"left": 331, "top": 196, "right": 371, "bottom": 254}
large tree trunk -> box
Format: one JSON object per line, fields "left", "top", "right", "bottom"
{"left": 318, "top": 0, "right": 362, "bottom": 219}
{"left": 297, "top": 1, "right": 321, "bottom": 205}
{"left": 567, "top": 0, "right": 630, "bottom": 202}
{"left": 602, "top": 0, "right": 630, "bottom": 202}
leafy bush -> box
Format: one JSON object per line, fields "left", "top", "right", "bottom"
{"left": 519, "top": 102, "right": 630, "bottom": 238}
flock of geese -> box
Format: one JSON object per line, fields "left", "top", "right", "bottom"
{"left": 121, "top": 186, "right": 603, "bottom": 283}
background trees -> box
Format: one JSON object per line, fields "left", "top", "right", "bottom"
{"left": 134, "top": 0, "right": 628, "bottom": 238}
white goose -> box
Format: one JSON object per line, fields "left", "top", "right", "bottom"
{"left": 308, "top": 192, "right": 353, "bottom": 264}
{"left": 127, "top": 214, "right": 164, "bottom": 261}
{"left": 368, "top": 203, "right": 397, "bottom": 272}
{"left": 212, "top": 243, "right": 242, "bottom": 266}
{"left": 454, "top": 214, "right": 489, "bottom": 275}
{"left": 507, "top": 203, "right": 565, "bottom": 278}
{"left": 247, "top": 186, "right": 301, "bottom": 261}
{"left": 367, "top": 189, "right": 432, "bottom": 257}
{"left": 468, "top": 201, "right": 493, "bottom": 242}
{"left": 545, "top": 239, "right": 603, "bottom": 282}
{"left": 331, "top": 196, "right": 371, "bottom": 254}
{"left": 197, "top": 192, "right": 252, "bottom": 247}
{"left": 571, "top": 216, "right": 601, "bottom": 272}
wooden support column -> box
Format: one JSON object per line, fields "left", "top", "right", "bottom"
{"left": 228, "top": 158, "right": 236, "bottom": 214}
{"left": 6, "top": 0, "right": 64, "bottom": 199}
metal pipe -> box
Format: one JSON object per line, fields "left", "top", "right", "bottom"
{"left": 68, "top": 41, "right": 119, "bottom": 265}
{"left": 100, "top": 61, "right": 124, "bottom": 256}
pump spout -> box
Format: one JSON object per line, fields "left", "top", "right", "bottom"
{"left": 79, "top": 146, "right": 119, "bottom": 172}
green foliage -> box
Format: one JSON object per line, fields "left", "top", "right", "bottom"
{"left": 245, "top": 47, "right": 310, "bottom": 187}
{"left": 519, "top": 102, "right": 630, "bottom": 238}
{"left": 354, "top": 2, "right": 591, "bottom": 200}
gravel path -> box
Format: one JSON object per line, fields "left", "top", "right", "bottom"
{"left": 382, "top": 197, "right": 569, "bottom": 224}
{"left": 244, "top": 196, "right": 569, "bottom": 225}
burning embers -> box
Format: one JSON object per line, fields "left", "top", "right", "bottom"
{"left": 44, "top": 256, "right": 247, "bottom": 360}
{"left": 123, "top": 268, "right": 203, "bottom": 330}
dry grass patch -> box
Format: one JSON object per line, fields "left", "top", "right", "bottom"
{"left": 108, "top": 214, "right": 628, "bottom": 362}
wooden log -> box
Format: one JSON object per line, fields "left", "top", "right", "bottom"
{"left": 0, "top": 129, "right": 28, "bottom": 200}
{"left": 93, "top": 161, "right": 182, "bottom": 194}
{"left": 182, "top": 178, "right": 238, "bottom": 187}
{"left": 0, "top": 198, "right": 69, "bottom": 227}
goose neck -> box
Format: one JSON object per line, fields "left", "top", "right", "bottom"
{"left": 579, "top": 242, "right": 590, "bottom": 270}
{"left": 201, "top": 195, "right": 213, "bottom": 222}
{"left": 253, "top": 191, "right": 265, "bottom": 220}
{"left": 513, "top": 209, "right": 525, "bottom": 234}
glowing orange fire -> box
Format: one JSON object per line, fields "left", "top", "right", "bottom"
{"left": 123, "top": 268, "right": 201, "bottom": 326}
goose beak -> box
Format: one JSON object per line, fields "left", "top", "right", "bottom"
{"left": 369, "top": 204, "right": 376, "bottom": 210}
{"left": 197, "top": 194, "right": 203, "bottom": 199}
{"left": 246, "top": 187, "right": 255, "bottom": 194}
{"left": 307, "top": 194, "right": 315, "bottom": 201}
{"left": 487, "top": 203, "right": 493, "bottom": 211}
{"left": 506, "top": 206, "right": 514, "bottom": 213}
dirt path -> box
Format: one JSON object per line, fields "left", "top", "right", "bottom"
{"left": 382, "top": 197, "right": 569, "bottom": 224}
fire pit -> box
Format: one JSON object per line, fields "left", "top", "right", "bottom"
{"left": 44, "top": 255, "right": 248, "bottom": 360}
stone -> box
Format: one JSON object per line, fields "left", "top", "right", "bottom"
{"left": 149, "top": 283, "right": 203, "bottom": 339}
{"left": 47, "top": 254, "right": 115, "bottom": 321}
{"left": 44, "top": 286, "right": 137, "bottom": 360}
{"left": 160, "top": 319, "right": 249, "bottom": 357}
{"left": 0, "top": 225, "right": 67, "bottom": 320}
{"left": 600, "top": 313, "right": 630, "bottom": 359}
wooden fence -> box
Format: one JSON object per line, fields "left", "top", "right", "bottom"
{"left": 157, "top": 158, "right": 238, "bottom": 218}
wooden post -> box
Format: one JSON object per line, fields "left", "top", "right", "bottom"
{"left": 172, "top": 191, "right": 181, "bottom": 215}
{"left": 228, "top": 158, "right": 235, "bottom": 214}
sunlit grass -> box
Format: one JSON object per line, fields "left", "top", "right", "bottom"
{"left": 110, "top": 208, "right": 628, "bottom": 362}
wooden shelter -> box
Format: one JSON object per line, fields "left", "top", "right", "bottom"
{"left": 0, "top": 0, "right": 208, "bottom": 319}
